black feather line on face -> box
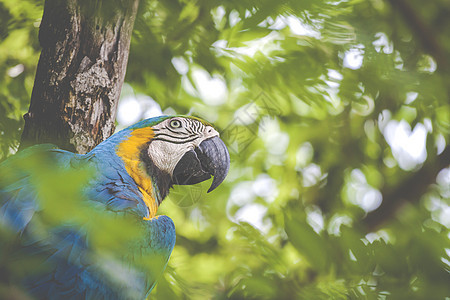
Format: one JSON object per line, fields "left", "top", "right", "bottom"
{"left": 140, "top": 142, "right": 173, "bottom": 204}
{"left": 185, "top": 124, "right": 195, "bottom": 135}
{"left": 153, "top": 132, "right": 194, "bottom": 140}
{"left": 152, "top": 136, "right": 200, "bottom": 144}
{"left": 166, "top": 126, "right": 182, "bottom": 134}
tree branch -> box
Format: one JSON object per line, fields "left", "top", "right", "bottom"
{"left": 388, "top": 0, "right": 448, "bottom": 70}
{"left": 364, "top": 145, "right": 450, "bottom": 231}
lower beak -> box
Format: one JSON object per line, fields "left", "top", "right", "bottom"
{"left": 172, "top": 136, "right": 230, "bottom": 193}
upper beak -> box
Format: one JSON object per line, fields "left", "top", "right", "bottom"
{"left": 172, "top": 136, "right": 230, "bottom": 192}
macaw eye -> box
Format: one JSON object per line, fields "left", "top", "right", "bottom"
{"left": 170, "top": 119, "right": 182, "bottom": 128}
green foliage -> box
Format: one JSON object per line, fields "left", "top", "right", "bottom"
{"left": 1, "top": 0, "right": 450, "bottom": 299}
{"left": 0, "top": 147, "right": 154, "bottom": 297}
{"left": 0, "top": 0, "right": 42, "bottom": 159}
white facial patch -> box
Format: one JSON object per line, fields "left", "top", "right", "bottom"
{"left": 147, "top": 118, "right": 219, "bottom": 175}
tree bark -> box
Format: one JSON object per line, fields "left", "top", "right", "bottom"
{"left": 20, "top": 0, "right": 140, "bottom": 154}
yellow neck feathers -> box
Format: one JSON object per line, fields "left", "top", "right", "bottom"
{"left": 116, "top": 127, "right": 158, "bottom": 220}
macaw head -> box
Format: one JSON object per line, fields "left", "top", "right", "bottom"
{"left": 113, "top": 115, "right": 230, "bottom": 216}
{"left": 144, "top": 116, "right": 230, "bottom": 192}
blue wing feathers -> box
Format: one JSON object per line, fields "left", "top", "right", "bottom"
{"left": 0, "top": 143, "right": 176, "bottom": 299}
{"left": 0, "top": 186, "right": 39, "bottom": 233}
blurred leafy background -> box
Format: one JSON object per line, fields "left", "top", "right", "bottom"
{"left": 1, "top": 0, "right": 449, "bottom": 299}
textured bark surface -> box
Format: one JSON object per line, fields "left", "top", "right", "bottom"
{"left": 20, "top": 0, "right": 140, "bottom": 153}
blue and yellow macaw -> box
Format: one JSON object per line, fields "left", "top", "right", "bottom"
{"left": 0, "top": 115, "right": 230, "bottom": 299}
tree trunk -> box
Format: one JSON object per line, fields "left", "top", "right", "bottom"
{"left": 20, "top": 0, "right": 140, "bottom": 154}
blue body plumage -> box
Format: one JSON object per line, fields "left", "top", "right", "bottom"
{"left": 0, "top": 116, "right": 230, "bottom": 299}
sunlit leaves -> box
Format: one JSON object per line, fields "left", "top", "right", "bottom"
{"left": 0, "top": 0, "right": 43, "bottom": 160}
{"left": 285, "top": 212, "right": 330, "bottom": 272}
{"left": 1, "top": 0, "right": 450, "bottom": 298}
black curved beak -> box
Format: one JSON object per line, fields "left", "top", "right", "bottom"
{"left": 172, "top": 136, "right": 230, "bottom": 192}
